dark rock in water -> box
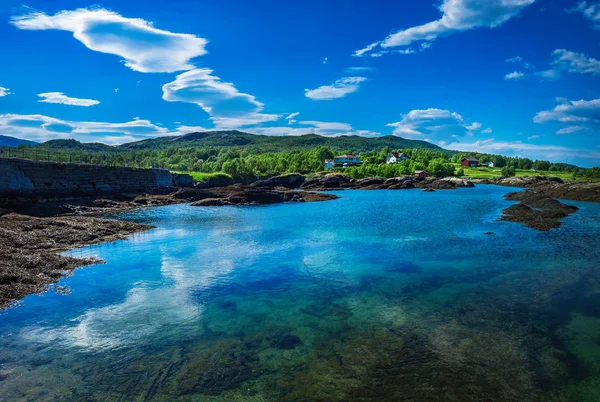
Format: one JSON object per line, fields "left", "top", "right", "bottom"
{"left": 273, "top": 334, "right": 303, "bottom": 350}
{"left": 500, "top": 192, "right": 578, "bottom": 231}
{"left": 190, "top": 198, "right": 233, "bottom": 207}
{"left": 355, "top": 177, "right": 386, "bottom": 187}
{"left": 423, "top": 188, "right": 436, "bottom": 192}
{"left": 251, "top": 174, "right": 306, "bottom": 189}
{"left": 485, "top": 232, "right": 494, "bottom": 235}
{"left": 302, "top": 173, "right": 354, "bottom": 190}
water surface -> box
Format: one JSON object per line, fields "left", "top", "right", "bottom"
{"left": 1, "top": 185, "right": 600, "bottom": 401}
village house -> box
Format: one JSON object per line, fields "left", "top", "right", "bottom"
{"left": 460, "top": 157, "right": 480, "bottom": 167}
{"left": 386, "top": 152, "right": 409, "bottom": 164}
{"left": 414, "top": 170, "right": 430, "bottom": 178}
{"left": 480, "top": 161, "right": 495, "bottom": 168}
{"left": 334, "top": 154, "right": 361, "bottom": 167}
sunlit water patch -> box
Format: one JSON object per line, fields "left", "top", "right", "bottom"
{"left": 1, "top": 185, "right": 599, "bottom": 401}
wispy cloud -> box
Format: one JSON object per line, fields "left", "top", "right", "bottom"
{"left": 11, "top": 8, "right": 207, "bottom": 73}
{"left": 507, "top": 49, "right": 600, "bottom": 81}
{"left": 285, "top": 112, "right": 299, "bottom": 125}
{"left": 440, "top": 138, "right": 600, "bottom": 165}
{"left": 534, "top": 98, "right": 599, "bottom": 135}
{"left": 304, "top": 77, "right": 367, "bottom": 100}
{"left": 38, "top": 92, "right": 100, "bottom": 107}
{"left": 249, "top": 120, "right": 380, "bottom": 137}
{"left": 0, "top": 113, "right": 169, "bottom": 144}
{"left": 387, "top": 108, "right": 489, "bottom": 141}
{"left": 0, "top": 86, "right": 11, "bottom": 97}
{"left": 568, "top": 1, "right": 600, "bottom": 27}
{"left": 354, "top": 0, "right": 535, "bottom": 57}
{"left": 162, "top": 68, "right": 279, "bottom": 128}
{"left": 505, "top": 71, "right": 526, "bottom": 80}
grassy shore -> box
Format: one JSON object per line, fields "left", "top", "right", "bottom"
{"left": 456, "top": 165, "right": 594, "bottom": 182}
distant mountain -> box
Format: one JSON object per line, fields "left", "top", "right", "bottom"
{"left": 119, "top": 130, "right": 441, "bottom": 152}
{"left": 38, "top": 139, "right": 116, "bottom": 152}
{"left": 0, "top": 135, "right": 37, "bottom": 148}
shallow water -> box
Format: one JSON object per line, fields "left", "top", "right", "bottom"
{"left": 1, "top": 185, "right": 600, "bottom": 401}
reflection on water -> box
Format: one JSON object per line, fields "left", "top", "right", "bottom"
{"left": 1, "top": 186, "right": 600, "bottom": 401}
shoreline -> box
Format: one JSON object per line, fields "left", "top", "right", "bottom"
{"left": 1, "top": 176, "right": 598, "bottom": 310}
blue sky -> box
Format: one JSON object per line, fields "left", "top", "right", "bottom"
{"left": 0, "top": 0, "right": 599, "bottom": 166}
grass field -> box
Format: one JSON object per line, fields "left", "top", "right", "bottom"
{"left": 174, "top": 171, "right": 233, "bottom": 182}
{"left": 456, "top": 165, "right": 588, "bottom": 182}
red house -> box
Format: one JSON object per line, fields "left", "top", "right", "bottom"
{"left": 461, "top": 157, "right": 479, "bottom": 167}
{"left": 414, "top": 170, "right": 430, "bottom": 178}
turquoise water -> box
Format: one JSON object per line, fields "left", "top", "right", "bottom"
{"left": 1, "top": 185, "right": 600, "bottom": 401}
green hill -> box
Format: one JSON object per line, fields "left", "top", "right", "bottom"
{"left": 38, "top": 139, "right": 117, "bottom": 152}
{"left": 118, "top": 130, "right": 441, "bottom": 152}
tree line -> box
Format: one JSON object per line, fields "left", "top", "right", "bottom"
{"left": 10, "top": 143, "right": 600, "bottom": 181}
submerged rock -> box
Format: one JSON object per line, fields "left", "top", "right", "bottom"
{"left": 500, "top": 191, "right": 578, "bottom": 231}
{"left": 273, "top": 334, "right": 303, "bottom": 350}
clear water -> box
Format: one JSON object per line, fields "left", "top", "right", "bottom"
{"left": 1, "top": 185, "right": 600, "bottom": 401}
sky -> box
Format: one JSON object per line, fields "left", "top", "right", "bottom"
{"left": 0, "top": 0, "right": 599, "bottom": 167}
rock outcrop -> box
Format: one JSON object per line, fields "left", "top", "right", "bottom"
{"left": 500, "top": 190, "right": 579, "bottom": 231}
{"left": 0, "top": 213, "right": 151, "bottom": 309}
{"left": 301, "top": 173, "right": 473, "bottom": 191}
{"left": 250, "top": 174, "right": 306, "bottom": 189}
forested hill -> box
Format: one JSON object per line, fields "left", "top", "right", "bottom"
{"left": 117, "top": 131, "right": 441, "bottom": 152}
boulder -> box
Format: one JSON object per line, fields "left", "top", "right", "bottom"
{"left": 251, "top": 174, "right": 306, "bottom": 189}
{"left": 439, "top": 177, "right": 475, "bottom": 188}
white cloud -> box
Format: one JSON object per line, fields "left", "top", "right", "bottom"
{"left": 505, "top": 71, "right": 525, "bottom": 80}
{"left": 0, "top": 113, "right": 169, "bottom": 144}
{"left": 519, "top": 49, "right": 600, "bottom": 81}
{"left": 482, "top": 128, "right": 493, "bottom": 134}
{"left": 11, "top": 8, "right": 207, "bottom": 73}
{"left": 550, "top": 49, "right": 600, "bottom": 76}
{"left": 304, "top": 77, "right": 367, "bottom": 100}
{"left": 506, "top": 56, "right": 523, "bottom": 63}
{"left": 440, "top": 138, "right": 600, "bottom": 165}
{"left": 466, "top": 122, "right": 482, "bottom": 131}
{"left": 534, "top": 98, "right": 599, "bottom": 136}
{"left": 247, "top": 120, "right": 380, "bottom": 137}
{"left": 534, "top": 98, "right": 600, "bottom": 125}
{"left": 37, "top": 92, "right": 100, "bottom": 107}
{"left": 535, "top": 69, "right": 562, "bottom": 80}
{"left": 387, "top": 108, "right": 483, "bottom": 141}
{"left": 556, "top": 126, "right": 586, "bottom": 135}
{"left": 0, "top": 86, "right": 11, "bottom": 97}
{"left": 569, "top": 1, "right": 600, "bottom": 27}
{"left": 323, "top": 57, "right": 328, "bottom": 64}
{"left": 354, "top": 0, "right": 535, "bottom": 57}
{"left": 527, "top": 135, "right": 542, "bottom": 140}
{"left": 162, "top": 68, "right": 279, "bottom": 128}
{"left": 285, "top": 112, "right": 300, "bottom": 125}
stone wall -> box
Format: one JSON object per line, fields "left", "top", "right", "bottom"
{"left": 0, "top": 158, "right": 187, "bottom": 197}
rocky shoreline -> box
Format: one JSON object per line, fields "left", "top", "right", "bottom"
{"left": 0, "top": 212, "right": 151, "bottom": 309}
{"left": 1, "top": 173, "right": 598, "bottom": 310}
{"left": 0, "top": 184, "right": 336, "bottom": 309}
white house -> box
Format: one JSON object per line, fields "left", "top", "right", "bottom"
{"left": 481, "top": 161, "right": 495, "bottom": 168}
{"left": 334, "top": 154, "right": 361, "bottom": 166}
{"left": 323, "top": 159, "right": 334, "bottom": 169}
{"left": 386, "top": 152, "right": 409, "bottom": 164}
